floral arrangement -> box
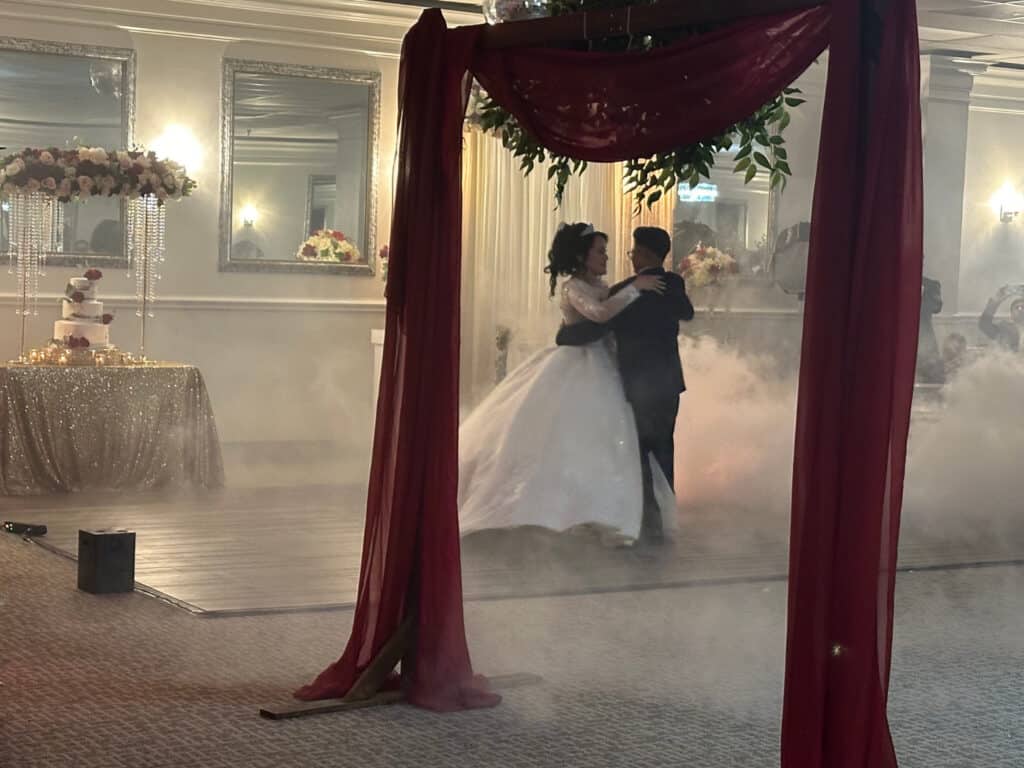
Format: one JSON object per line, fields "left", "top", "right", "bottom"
{"left": 297, "top": 229, "right": 361, "bottom": 263}
{"left": 679, "top": 243, "right": 739, "bottom": 288}
{"left": 0, "top": 147, "right": 196, "bottom": 204}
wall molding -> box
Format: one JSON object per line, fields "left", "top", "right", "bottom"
{"left": 0, "top": 293, "right": 386, "bottom": 313}
{"left": 0, "top": 0, "right": 481, "bottom": 58}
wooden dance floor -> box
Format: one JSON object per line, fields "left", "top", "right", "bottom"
{"left": 8, "top": 482, "right": 1023, "bottom": 616}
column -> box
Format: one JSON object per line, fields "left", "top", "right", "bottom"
{"left": 921, "top": 55, "right": 986, "bottom": 314}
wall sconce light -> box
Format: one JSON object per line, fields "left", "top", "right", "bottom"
{"left": 151, "top": 124, "right": 203, "bottom": 174}
{"left": 990, "top": 183, "right": 1023, "bottom": 223}
{"left": 240, "top": 204, "right": 258, "bottom": 227}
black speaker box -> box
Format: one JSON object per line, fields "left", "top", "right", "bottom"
{"left": 77, "top": 529, "right": 136, "bottom": 594}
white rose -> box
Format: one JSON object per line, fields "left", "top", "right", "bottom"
{"left": 88, "top": 148, "right": 109, "bottom": 165}
{"left": 40, "top": 151, "right": 55, "bottom": 165}
{"left": 119, "top": 156, "right": 132, "bottom": 170}
{"left": 5, "top": 160, "right": 22, "bottom": 176}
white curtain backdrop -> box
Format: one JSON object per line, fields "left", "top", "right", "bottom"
{"left": 459, "top": 129, "right": 675, "bottom": 411}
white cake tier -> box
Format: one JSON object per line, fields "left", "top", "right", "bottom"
{"left": 54, "top": 320, "right": 110, "bottom": 348}
{"left": 66, "top": 277, "right": 96, "bottom": 300}
{"left": 62, "top": 298, "right": 103, "bottom": 320}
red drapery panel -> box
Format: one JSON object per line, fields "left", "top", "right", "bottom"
{"left": 299, "top": 3, "right": 923, "bottom": 763}
{"left": 471, "top": 8, "right": 829, "bottom": 162}
{"left": 294, "top": 15, "right": 498, "bottom": 711}
{"left": 781, "top": 0, "right": 922, "bottom": 765}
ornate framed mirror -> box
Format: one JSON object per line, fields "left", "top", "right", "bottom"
{"left": 219, "top": 59, "right": 380, "bottom": 275}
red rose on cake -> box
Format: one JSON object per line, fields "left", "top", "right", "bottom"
{"left": 67, "top": 336, "right": 90, "bottom": 349}
{"left": 102, "top": 314, "right": 113, "bottom": 325}
{"left": 84, "top": 268, "right": 103, "bottom": 281}
{"left": 71, "top": 291, "right": 85, "bottom": 303}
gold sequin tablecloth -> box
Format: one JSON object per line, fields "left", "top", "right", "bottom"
{"left": 0, "top": 363, "right": 225, "bottom": 495}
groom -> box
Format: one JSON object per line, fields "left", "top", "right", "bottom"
{"left": 556, "top": 226, "right": 694, "bottom": 544}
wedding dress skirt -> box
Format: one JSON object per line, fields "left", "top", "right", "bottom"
{"left": 459, "top": 340, "right": 676, "bottom": 541}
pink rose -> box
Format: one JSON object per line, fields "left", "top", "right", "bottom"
{"left": 77, "top": 176, "right": 94, "bottom": 191}
{"left": 25, "top": 178, "right": 40, "bottom": 193}
{"left": 43, "top": 177, "right": 57, "bottom": 191}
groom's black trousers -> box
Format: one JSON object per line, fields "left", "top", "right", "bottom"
{"left": 631, "top": 390, "right": 679, "bottom": 542}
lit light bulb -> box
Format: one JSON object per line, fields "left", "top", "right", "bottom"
{"left": 990, "top": 182, "right": 1024, "bottom": 223}
{"left": 240, "top": 204, "right": 258, "bottom": 227}
{"left": 151, "top": 124, "right": 203, "bottom": 173}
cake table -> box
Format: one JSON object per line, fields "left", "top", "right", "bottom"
{"left": 0, "top": 363, "right": 225, "bottom": 495}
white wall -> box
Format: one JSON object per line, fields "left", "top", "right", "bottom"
{"left": 233, "top": 162, "right": 327, "bottom": 261}
{"left": 0, "top": 0, "right": 479, "bottom": 456}
{"left": 960, "top": 106, "right": 1024, "bottom": 313}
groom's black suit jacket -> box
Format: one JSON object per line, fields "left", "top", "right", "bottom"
{"left": 556, "top": 267, "right": 694, "bottom": 403}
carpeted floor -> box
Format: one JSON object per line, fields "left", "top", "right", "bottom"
{"left": 1, "top": 532, "right": 1022, "bottom": 767}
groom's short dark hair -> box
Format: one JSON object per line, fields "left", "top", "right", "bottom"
{"left": 633, "top": 227, "right": 672, "bottom": 260}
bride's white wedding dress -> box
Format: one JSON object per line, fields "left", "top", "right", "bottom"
{"left": 459, "top": 275, "right": 677, "bottom": 541}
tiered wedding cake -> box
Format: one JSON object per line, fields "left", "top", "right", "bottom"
{"left": 54, "top": 269, "right": 113, "bottom": 349}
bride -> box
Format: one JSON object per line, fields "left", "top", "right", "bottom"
{"left": 459, "top": 222, "right": 677, "bottom": 543}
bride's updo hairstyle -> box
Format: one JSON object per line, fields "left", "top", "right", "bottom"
{"left": 544, "top": 222, "right": 607, "bottom": 297}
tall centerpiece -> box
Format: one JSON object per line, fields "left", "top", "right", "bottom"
{"left": 0, "top": 146, "right": 195, "bottom": 360}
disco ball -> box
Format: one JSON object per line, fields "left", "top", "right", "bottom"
{"left": 482, "top": 0, "right": 550, "bottom": 25}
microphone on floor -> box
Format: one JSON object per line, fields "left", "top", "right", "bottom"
{"left": 2, "top": 521, "right": 48, "bottom": 537}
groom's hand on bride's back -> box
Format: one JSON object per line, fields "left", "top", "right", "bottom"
{"left": 556, "top": 320, "right": 609, "bottom": 347}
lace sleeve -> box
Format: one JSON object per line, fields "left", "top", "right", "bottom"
{"left": 564, "top": 279, "right": 640, "bottom": 323}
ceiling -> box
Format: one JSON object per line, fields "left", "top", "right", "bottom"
{"left": 0, "top": 50, "right": 122, "bottom": 150}
{"left": 920, "top": 0, "right": 1024, "bottom": 63}
{"left": 232, "top": 71, "right": 371, "bottom": 142}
